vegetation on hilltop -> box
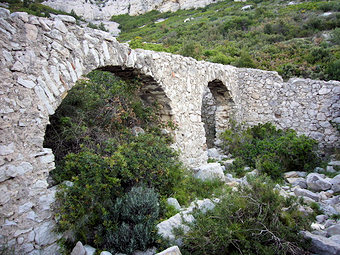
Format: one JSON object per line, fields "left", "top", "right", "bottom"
{"left": 112, "top": 0, "right": 340, "bottom": 81}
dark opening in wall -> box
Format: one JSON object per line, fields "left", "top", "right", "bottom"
{"left": 201, "top": 79, "right": 235, "bottom": 148}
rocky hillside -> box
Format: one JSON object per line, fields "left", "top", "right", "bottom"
{"left": 42, "top": 0, "right": 224, "bottom": 20}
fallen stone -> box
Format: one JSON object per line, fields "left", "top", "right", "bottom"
{"left": 100, "top": 252, "right": 112, "bottom": 255}
{"left": 167, "top": 197, "right": 181, "bottom": 210}
{"left": 84, "top": 245, "right": 96, "bottom": 255}
{"left": 329, "top": 161, "right": 340, "bottom": 167}
{"left": 156, "top": 246, "right": 182, "bottom": 255}
{"left": 327, "top": 224, "right": 340, "bottom": 237}
{"left": 293, "top": 187, "right": 319, "bottom": 201}
{"left": 157, "top": 212, "right": 194, "bottom": 240}
{"left": 56, "top": 14, "right": 76, "bottom": 23}
{"left": 131, "top": 126, "right": 145, "bottom": 136}
{"left": 194, "top": 163, "right": 224, "bottom": 181}
{"left": 71, "top": 241, "right": 86, "bottom": 255}
{"left": 316, "top": 215, "right": 328, "bottom": 224}
{"left": 302, "top": 231, "right": 340, "bottom": 255}
{"left": 307, "top": 173, "right": 332, "bottom": 192}
{"left": 330, "top": 174, "right": 340, "bottom": 193}
{"left": 284, "top": 171, "right": 307, "bottom": 179}
{"left": 207, "top": 148, "right": 220, "bottom": 159}
{"left": 286, "top": 177, "right": 307, "bottom": 189}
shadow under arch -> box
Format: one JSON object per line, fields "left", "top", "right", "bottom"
{"left": 98, "top": 65, "right": 173, "bottom": 123}
{"left": 201, "top": 79, "right": 236, "bottom": 148}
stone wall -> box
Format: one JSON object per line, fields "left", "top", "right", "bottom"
{"left": 0, "top": 9, "right": 339, "bottom": 254}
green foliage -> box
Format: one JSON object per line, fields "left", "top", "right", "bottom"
{"left": 48, "top": 70, "right": 185, "bottom": 253}
{"left": 221, "top": 122, "right": 320, "bottom": 179}
{"left": 100, "top": 186, "right": 159, "bottom": 254}
{"left": 2, "top": 0, "right": 83, "bottom": 18}
{"left": 178, "top": 176, "right": 312, "bottom": 255}
{"left": 113, "top": 0, "right": 340, "bottom": 81}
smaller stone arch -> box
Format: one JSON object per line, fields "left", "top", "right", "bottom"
{"left": 201, "top": 79, "right": 235, "bottom": 148}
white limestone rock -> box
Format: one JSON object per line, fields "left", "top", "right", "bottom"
{"left": 100, "top": 252, "right": 112, "bottom": 255}
{"left": 286, "top": 177, "right": 307, "bottom": 189}
{"left": 84, "top": 245, "right": 96, "bottom": 255}
{"left": 302, "top": 231, "right": 340, "bottom": 255}
{"left": 306, "top": 173, "right": 332, "bottom": 192}
{"left": 293, "top": 187, "right": 319, "bottom": 201}
{"left": 156, "top": 246, "right": 182, "bottom": 255}
{"left": 327, "top": 224, "right": 340, "bottom": 237}
{"left": 330, "top": 174, "right": 340, "bottom": 193}
{"left": 194, "top": 163, "right": 225, "bottom": 181}
{"left": 167, "top": 198, "right": 181, "bottom": 210}
{"left": 71, "top": 241, "right": 86, "bottom": 255}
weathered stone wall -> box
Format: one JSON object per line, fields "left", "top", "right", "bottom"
{"left": 236, "top": 69, "right": 340, "bottom": 149}
{"left": 0, "top": 9, "right": 339, "bottom": 254}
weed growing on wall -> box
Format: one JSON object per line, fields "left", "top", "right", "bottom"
{"left": 221, "top": 122, "right": 320, "bottom": 179}
{"left": 178, "top": 176, "right": 312, "bottom": 255}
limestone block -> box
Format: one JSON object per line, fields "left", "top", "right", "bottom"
{"left": 71, "top": 241, "right": 86, "bottom": 255}
{"left": 330, "top": 174, "right": 340, "bottom": 193}
{"left": 293, "top": 187, "right": 319, "bottom": 201}
{"left": 156, "top": 246, "right": 182, "bottom": 255}
{"left": 194, "top": 163, "right": 224, "bottom": 181}
{"left": 100, "top": 252, "right": 112, "bottom": 255}
{"left": 302, "top": 231, "right": 340, "bottom": 255}
{"left": 167, "top": 198, "right": 181, "bottom": 210}
{"left": 56, "top": 14, "right": 76, "bottom": 23}
{"left": 157, "top": 213, "right": 194, "bottom": 240}
{"left": 307, "top": 173, "right": 332, "bottom": 192}
{"left": 327, "top": 224, "right": 340, "bottom": 236}
{"left": 84, "top": 245, "right": 96, "bottom": 255}
{"left": 17, "top": 77, "right": 36, "bottom": 89}
{"left": 286, "top": 177, "right": 307, "bottom": 189}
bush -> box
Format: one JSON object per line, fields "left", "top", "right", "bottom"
{"left": 99, "top": 186, "right": 159, "bottom": 254}
{"left": 221, "top": 122, "right": 320, "bottom": 179}
{"left": 178, "top": 176, "right": 312, "bottom": 255}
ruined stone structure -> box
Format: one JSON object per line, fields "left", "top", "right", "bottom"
{"left": 0, "top": 9, "right": 339, "bottom": 254}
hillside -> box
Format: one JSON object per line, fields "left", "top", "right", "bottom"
{"left": 41, "top": 0, "right": 225, "bottom": 20}
{"left": 112, "top": 0, "right": 340, "bottom": 81}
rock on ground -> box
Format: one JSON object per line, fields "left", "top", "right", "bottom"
{"left": 194, "top": 163, "right": 225, "bottom": 181}
{"left": 156, "top": 246, "right": 182, "bottom": 255}
{"left": 306, "top": 173, "right": 332, "bottom": 192}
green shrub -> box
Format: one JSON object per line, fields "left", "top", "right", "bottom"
{"left": 178, "top": 176, "right": 312, "bottom": 255}
{"left": 99, "top": 186, "right": 160, "bottom": 254}
{"left": 221, "top": 122, "right": 320, "bottom": 179}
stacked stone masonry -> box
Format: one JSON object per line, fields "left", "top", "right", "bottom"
{"left": 0, "top": 9, "right": 339, "bottom": 254}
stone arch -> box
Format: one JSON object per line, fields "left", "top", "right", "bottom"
{"left": 201, "top": 79, "right": 235, "bottom": 148}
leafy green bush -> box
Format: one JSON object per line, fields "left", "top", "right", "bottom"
{"left": 221, "top": 122, "right": 320, "bottom": 179}
{"left": 178, "top": 176, "right": 312, "bottom": 255}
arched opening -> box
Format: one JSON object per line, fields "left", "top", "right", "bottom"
{"left": 42, "top": 67, "right": 180, "bottom": 253}
{"left": 201, "top": 79, "right": 235, "bottom": 148}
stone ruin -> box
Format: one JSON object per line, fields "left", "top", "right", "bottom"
{"left": 0, "top": 8, "right": 339, "bottom": 253}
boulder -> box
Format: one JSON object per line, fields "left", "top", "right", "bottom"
{"left": 84, "top": 245, "right": 96, "bottom": 255}
{"left": 284, "top": 171, "right": 307, "bottom": 179}
{"left": 194, "top": 163, "right": 224, "bottom": 181}
{"left": 207, "top": 148, "right": 220, "bottom": 159}
{"left": 156, "top": 246, "right": 182, "bottom": 255}
{"left": 100, "top": 252, "right": 112, "bottom": 255}
{"left": 293, "top": 187, "right": 319, "bottom": 201}
{"left": 327, "top": 224, "right": 340, "bottom": 237}
{"left": 306, "top": 173, "right": 332, "bottom": 192}
{"left": 330, "top": 174, "right": 340, "bottom": 193}
{"left": 167, "top": 197, "right": 181, "bottom": 210}
{"left": 131, "top": 126, "right": 145, "bottom": 136}
{"left": 329, "top": 161, "right": 340, "bottom": 166}
{"left": 302, "top": 231, "right": 340, "bottom": 255}
{"left": 286, "top": 177, "right": 307, "bottom": 189}
{"left": 71, "top": 241, "right": 86, "bottom": 255}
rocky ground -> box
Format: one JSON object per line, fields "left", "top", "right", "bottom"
{"left": 70, "top": 147, "right": 340, "bottom": 255}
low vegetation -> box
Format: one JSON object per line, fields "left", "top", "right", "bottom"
{"left": 177, "top": 176, "right": 312, "bottom": 255}
{"left": 1, "top": 0, "right": 82, "bottom": 19}
{"left": 221, "top": 122, "right": 320, "bottom": 179}
{"left": 112, "top": 0, "right": 340, "bottom": 81}
{"left": 45, "top": 70, "right": 224, "bottom": 254}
